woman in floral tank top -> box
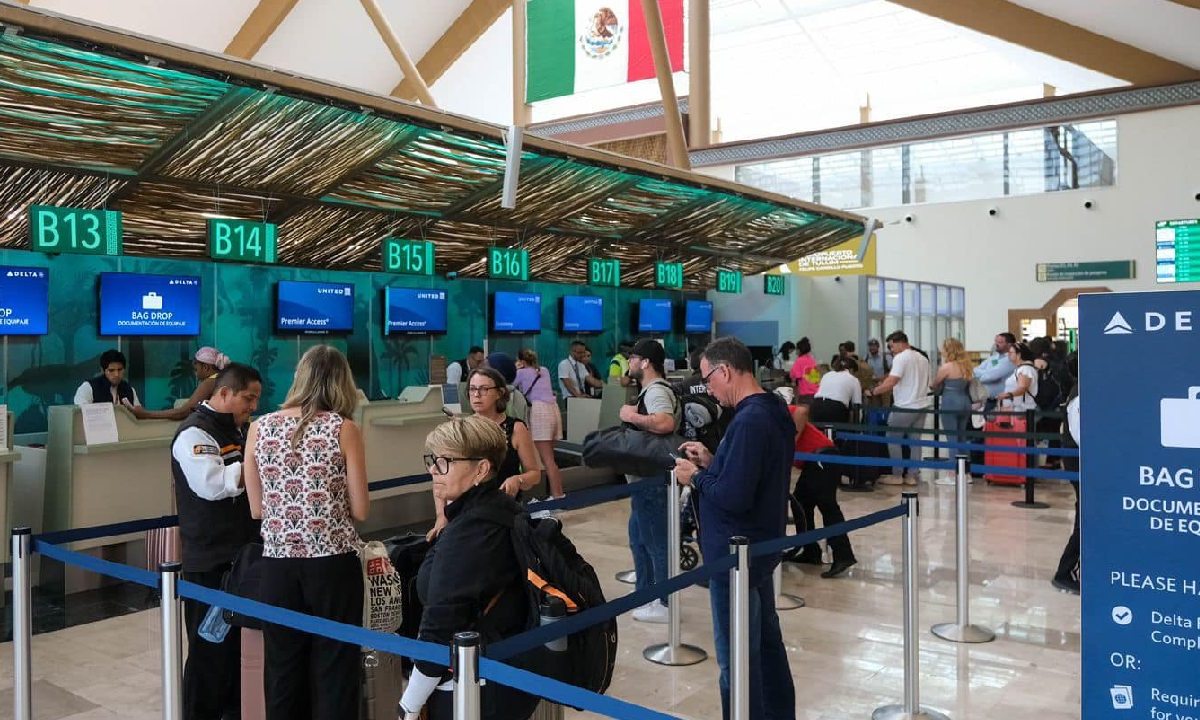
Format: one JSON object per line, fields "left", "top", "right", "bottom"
{"left": 244, "top": 345, "right": 369, "bottom": 720}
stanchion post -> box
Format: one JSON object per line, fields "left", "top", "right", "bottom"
{"left": 160, "top": 562, "right": 184, "bottom": 720}
{"left": 1012, "top": 409, "right": 1049, "bottom": 509}
{"left": 729, "top": 537, "right": 750, "bottom": 720}
{"left": 453, "top": 632, "right": 481, "bottom": 720}
{"left": 929, "top": 397, "right": 943, "bottom": 459}
{"left": 873, "top": 494, "right": 950, "bottom": 720}
{"left": 12, "top": 528, "right": 33, "bottom": 720}
{"left": 645, "top": 471, "right": 707, "bottom": 665}
{"left": 931, "top": 456, "right": 995, "bottom": 644}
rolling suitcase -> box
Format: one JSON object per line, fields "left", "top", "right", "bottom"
{"left": 984, "top": 416, "right": 1027, "bottom": 485}
{"left": 362, "top": 650, "right": 405, "bottom": 720}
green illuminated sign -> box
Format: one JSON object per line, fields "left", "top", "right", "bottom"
{"left": 383, "top": 238, "right": 435, "bottom": 276}
{"left": 29, "top": 205, "right": 122, "bottom": 256}
{"left": 717, "top": 269, "right": 743, "bottom": 294}
{"left": 1036, "top": 260, "right": 1134, "bottom": 282}
{"left": 654, "top": 261, "right": 683, "bottom": 290}
{"left": 488, "top": 247, "right": 529, "bottom": 281}
{"left": 207, "top": 219, "right": 277, "bottom": 264}
{"left": 1156, "top": 219, "right": 1200, "bottom": 284}
{"left": 588, "top": 257, "right": 620, "bottom": 288}
{"left": 764, "top": 274, "right": 786, "bottom": 296}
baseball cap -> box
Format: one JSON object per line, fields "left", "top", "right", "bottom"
{"left": 629, "top": 339, "right": 666, "bottom": 366}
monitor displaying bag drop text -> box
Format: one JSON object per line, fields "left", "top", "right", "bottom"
{"left": 99, "top": 272, "right": 201, "bottom": 336}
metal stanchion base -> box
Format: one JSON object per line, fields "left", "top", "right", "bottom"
{"left": 1010, "top": 501, "right": 1050, "bottom": 509}
{"left": 615, "top": 570, "right": 636, "bottom": 584}
{"left": 931, "top": 622, "right": 996, "bottom": 643}
{"left": 872, "top": 705, "right": 952, "bottom": 720}
{"left": 643, "top": 642, "right": 708, "bottom": 666}
{"left": 777, "top": 593, "right": 805, "bottom": 610}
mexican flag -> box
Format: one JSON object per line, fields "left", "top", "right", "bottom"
{"left": 526, "top": 0, "right": 685, "bottom": 103}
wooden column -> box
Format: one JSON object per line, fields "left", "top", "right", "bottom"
{"left": 687, "top": 0, "right": 710, "bottom": 149}
{"left": 360, "top": 0, "right": 438, "bottom": 107}
{"left": 512, "top": 0, "right": 531, "bottom": 125}
{"left": 640, "top": 0, "right": 690, "bottom": 169}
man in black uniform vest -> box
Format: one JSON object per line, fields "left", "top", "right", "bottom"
{"left": 170, "top": 363, "right": 262, "bottom": 720}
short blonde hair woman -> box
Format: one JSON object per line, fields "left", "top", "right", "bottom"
{"left": 399, "top": 416, "right": 539, "bottom": 720}
{"left": 243, "top": 345, "right": 369, "bottom": 720}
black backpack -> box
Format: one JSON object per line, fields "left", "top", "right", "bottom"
{"left": 1029, "top": 362, "right": 1070, "bottom": 410}
{"left": 667, "top": 377, "right": 726, "bottom": 453}
{"left": 479, "top": 509, "right": 617, "bottom": 694}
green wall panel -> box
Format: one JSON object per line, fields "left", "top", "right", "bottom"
{"left": 0, "top": 249, "right": 695, "bottom": 435}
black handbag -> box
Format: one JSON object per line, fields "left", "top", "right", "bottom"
{"left": 221, "top": 542, "right": 265, "bottom": 629}
{"left": 582, "top": 425, "right": 685, "bottom": 476}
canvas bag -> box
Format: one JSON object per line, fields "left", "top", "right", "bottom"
{"left": 359, "top": 541, "right": 404, "bottom": 634}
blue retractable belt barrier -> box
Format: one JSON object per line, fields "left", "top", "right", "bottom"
{"left": 834, "top": 431, "right": 1080, "bottom": 458}
{"left": 528, "top": 477, "right": 662, "bottom": 514}
{"left": 972, "top": 464, "right": 1079, "bottom": 482}
{"left": 35, "top": 515, "right": 180, "bottom": 546}
{"left": 34, "top": 539, "right": 161, "bottom": 588}
{"left": 486, "top": 501, "right": 909, "bottom": 661}
{"left": 367, "top": 473, "right": 431, "bottom": 492}
{"left": 794, "top": 452, "right": 954, "bottom": 472}
{"left": 480, "top": 658, "right": 681, "bottom": 720}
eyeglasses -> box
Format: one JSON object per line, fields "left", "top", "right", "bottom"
{"left": 701, "top": 364, "right": 727, "bottom": 386}
{"left": 422, "top": 454, "right": 483, "bottom": 474}
{"left": 466, "top": 385, "right": 498, "bottom": 396}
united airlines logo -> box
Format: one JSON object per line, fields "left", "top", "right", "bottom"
{"left": 1104, "top": 311, "right": 1134, "bottom": 335}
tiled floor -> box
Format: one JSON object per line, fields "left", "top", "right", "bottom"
{"left": 0, "top": 472, "right": 1082, "bottom": 719}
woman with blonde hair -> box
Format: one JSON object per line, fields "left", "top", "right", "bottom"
{"left": 513, "top": 348, "right": 565, "bottom": 499}
{"left": 243, "top": 345, "right": 369, "bottom": 720}
{"left": 399, "top": 415, "right": 539, "bottom": 720}
{"left": 932, "top": 337, "right": 975, "bottom": 449}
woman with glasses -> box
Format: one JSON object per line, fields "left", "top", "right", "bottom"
{"left": 399, "top": 416, "right": 540, "bottom": 720}
{"left": 514, "top": 348, "right": 566, "bottom": 500}
{"left": 243, "top": 345, "right": 369, "bottom": 720}
{"left": 427, "top": 367, "right": 541, "bottom": 540}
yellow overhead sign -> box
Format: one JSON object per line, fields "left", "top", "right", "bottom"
{"left": 785, "top": 233, "right": 876, "bottom": 276}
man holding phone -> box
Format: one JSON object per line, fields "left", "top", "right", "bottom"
{"left": 674, "top": 337, "right": 795, "bottom": 720}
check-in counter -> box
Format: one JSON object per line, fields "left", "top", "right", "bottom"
{"left": 43, "top": 404, "right": 178, "bottom": 551}
{"left": 565, "top": 397, "right": 602, "bottom": 444}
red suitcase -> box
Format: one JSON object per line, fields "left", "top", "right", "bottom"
{"left": 984, "top": 416, "right": 1028, "bottom": 485}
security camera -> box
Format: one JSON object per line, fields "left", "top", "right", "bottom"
{"left": 1083, "top": 200, "right": 1094, "bottom": 209}
{"left": 1194, "top": 192, "right": 1200, "bottom": 202}
{"left": 834, "top": 275, "right": 842, "bottom": 282}
{"left": 988, "top": 207, "right": 998, "bottom": 217}
{"left": 903, "top": 214, "right": 915, "bottom": 223}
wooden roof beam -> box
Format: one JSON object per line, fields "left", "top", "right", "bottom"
{"left": 392, "top": 0, "right": 511, "bottom": 100}
{"left": 1165, "top": 0, "right": 1200, "bottom": 10}
{"left": 889, "top": 0, "right": 1199, "bottom": 86}
{"left": 224, "top": 0, "right": 299, "bottom": 59}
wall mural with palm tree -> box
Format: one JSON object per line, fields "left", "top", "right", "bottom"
{"left": 0, "top": 249, "right": 697, "bottom": 435}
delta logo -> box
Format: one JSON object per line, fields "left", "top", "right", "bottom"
{"left": 1103, "top": 310, "right": 1194, "bottom": 335}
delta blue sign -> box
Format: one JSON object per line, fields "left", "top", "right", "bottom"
{"left": 1080, "top": 291, "right": 1200, "bottom": 720}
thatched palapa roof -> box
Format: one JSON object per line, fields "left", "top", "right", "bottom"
{"left": 0, "top": 5, "right": 865, "bottom": 290}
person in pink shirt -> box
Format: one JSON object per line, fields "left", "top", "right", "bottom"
{"left": 514, "top": 348, "right": 565, "bottom": 500}
{"left": 789, "top": 337, "right": 821, "bottom": 400}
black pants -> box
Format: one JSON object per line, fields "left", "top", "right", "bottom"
{"left": 1055, "top": 481, "right": 1081, "bottom": 583}
{"left": 790, "top": 450, "right": 855, "bottom": 563}
{"left": 183, "top": 566, "right": 241, "bottom": 720}
{"left": 261, "top": 552, "right": 363, "bottom": 720}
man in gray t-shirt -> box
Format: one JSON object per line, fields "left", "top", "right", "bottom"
{"left": 618, "top": 339, "right": 679, "bottom": 624}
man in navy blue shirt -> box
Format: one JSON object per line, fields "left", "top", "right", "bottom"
{"left": 675, "top": 337, "right": 796, "bottom": 720}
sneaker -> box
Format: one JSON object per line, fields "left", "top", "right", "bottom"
{"left": 632, "top": 601, "right": 669, "bottom": 624}
{"left": 877, "top": 475, "right": 904, "bottom": 486}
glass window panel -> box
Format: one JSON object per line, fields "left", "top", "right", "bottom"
{"left": 920, "top": 284, "right": 934, "bottom": 316}
{"left": 902, "top": 282, "right": 919, "bottom": 315}
{"left": 867, "top": 146, "right": 904, "bottom": 208}
{"left": 951, "top": 288, "right": 965, "bottom": 316}
{"left": 920, "top": 317, "right": 933, "bottom": 353}
{"left": 735, "top": 157, "right": 814, "bottom": 202}
{"left": 884, "top": 281, "right": 901, "bottom": 313}
{"left": 868, "top": 317, "right": 883, "bottom": 345}
{"left": 950, "top": 318, "right": 964, "bottom": 341}
{"left": 868, "top": 278, "right": 883, "bottom": 312}
{"left": 903, "top": 314, "right": 920, "bottom": 341}
{"left": 814, "top": 152, "right": 861, "bottom": 209}
{"left": 936, "top": 286, "right": 950, "bottom": 316}
{"left": 884, "top": 315, "right": 902, "bottom": 338}
{"left": 909, "top": 134, "right": 1005, "bottom": 204}
{"left": 1006, "top": 128, "right": 1048, "bottom": 197}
